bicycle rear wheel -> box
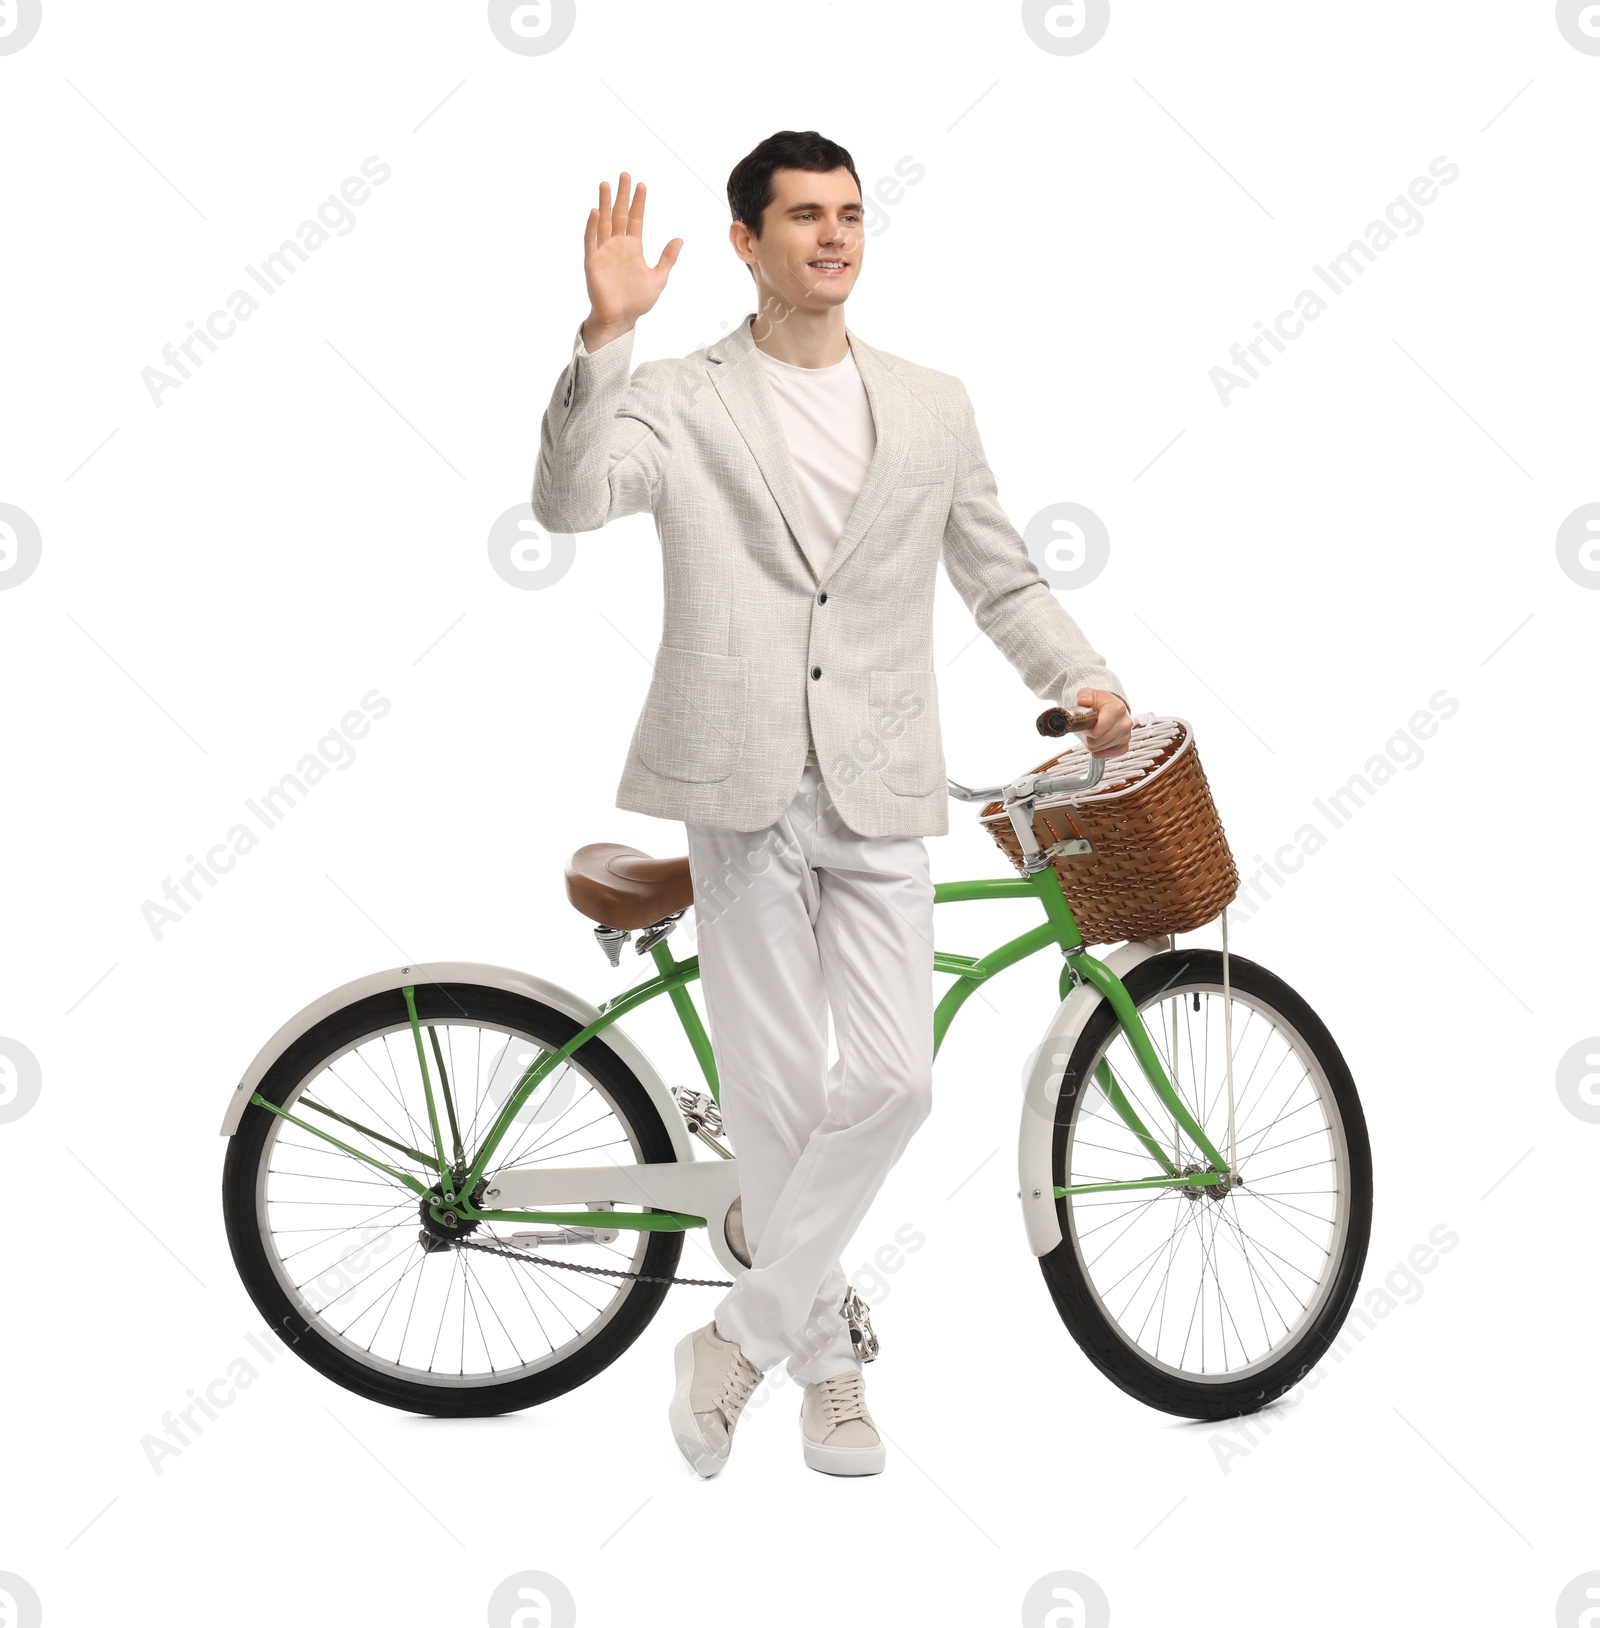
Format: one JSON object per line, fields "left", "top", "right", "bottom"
{"left": 222, "top": 981, "right": 686, "bottom": 1416}
{"left": 1039, "top": 948, "right": 1372, "bottom": 1419}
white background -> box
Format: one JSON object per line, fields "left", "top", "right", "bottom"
{"left": 1, "top": 2, "right": 1595, "bottom": 1623}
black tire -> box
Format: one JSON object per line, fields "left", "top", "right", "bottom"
{"left": 1038, "top": 949, "right": 1372, "bottom": 1420}
{"left": 222, "top": 981, "right": 686, "bottom": 1417}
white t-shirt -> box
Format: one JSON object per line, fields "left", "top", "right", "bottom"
{"left": 755, "top": 341, "right": 877, "bottom": 764}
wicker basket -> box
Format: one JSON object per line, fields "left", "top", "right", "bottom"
{"left": 978, "top": 716, "right": 1239, "bottom": 945}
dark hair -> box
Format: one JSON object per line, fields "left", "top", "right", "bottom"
{"left": 726, "top": 130, "right": 862, "bottom": 239}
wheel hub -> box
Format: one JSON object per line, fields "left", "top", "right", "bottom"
{"left": 419, "top": 1176, "right": 488, "bottom": 1242}
{"left": 1180, "top": 1161, "right": 1239, "bottom": 1202}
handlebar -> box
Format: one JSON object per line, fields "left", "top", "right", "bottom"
{"left": 946, "top": 705, "right": 1107, "bottom": 806}
{"left": 947, "top": 705, "right": 1134, "bottom": 875}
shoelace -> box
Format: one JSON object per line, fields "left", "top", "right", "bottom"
{"left": 817, "top": 1368, "right": 871, "bottom": 1426}
{"left": 716, "top": 1350, "right": 762, "bottom": 1422}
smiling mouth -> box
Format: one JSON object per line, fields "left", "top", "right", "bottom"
{"left": 807, "top": 259, "right": 850, "bottom": 274}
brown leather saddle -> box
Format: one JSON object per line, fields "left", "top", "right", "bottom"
{"left": 564, "top": 842, "right": 693, "bottom": 931}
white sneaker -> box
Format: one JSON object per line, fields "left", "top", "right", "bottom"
{"left": 668, "top": 1319, "right": 763, "bottom": 1478}
{"left": 799, "top": 1367, "right": 885, "bottom": 1476}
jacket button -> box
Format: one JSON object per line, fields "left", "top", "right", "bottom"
{"left": 810, "top": 665, "right": 822, "bottom": 680}
{"left": 817, "top": 590, "right": 827, "bottom": 604}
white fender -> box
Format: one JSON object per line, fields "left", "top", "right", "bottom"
{"left": 218, "top": 961, "right": 697, "bottom": 1168}
{"left": 1018, "top": 937, "right": 1173, "bottom": 1257}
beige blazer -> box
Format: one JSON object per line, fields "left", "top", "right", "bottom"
{"left": 532, "top": 311, "right": 1126, "bottom": 838}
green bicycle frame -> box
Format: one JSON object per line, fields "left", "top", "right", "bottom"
{"left": 248, "top": 861, "right": 1231, "bottom": 1236}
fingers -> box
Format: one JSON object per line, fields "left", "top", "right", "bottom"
{"left": 1079, "top": 688, "right": 1134, "bottom": 758}
{"left": 592, "top": 173, "right": 628, "bottom": 243}
{"left": 653, "top": 236, "right": 684, "bottom": 275}
{"left": 590, "top": 173, "right": 648, "bottom": 252}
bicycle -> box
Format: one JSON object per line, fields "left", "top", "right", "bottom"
{"left": 220, "top": 706, "right": 1372, "bottom": 1422}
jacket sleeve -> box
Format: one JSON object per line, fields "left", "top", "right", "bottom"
{"left": 939, "top": 381, "right": 1129, "bottom": 714}
{"left": 531, "top": 321, "right": 667, "bottom": 532}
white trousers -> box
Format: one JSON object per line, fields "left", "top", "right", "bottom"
{"left": 684, "top": 760, "right": 935, "bottom": 1387}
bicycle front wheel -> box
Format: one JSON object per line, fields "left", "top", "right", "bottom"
{"left": 1038, "top": 948, "right": 1372, "bottom": 1420}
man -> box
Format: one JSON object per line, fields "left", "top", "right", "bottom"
{"left": 532, "top": 130, "right": 1132, "bottom": 1479}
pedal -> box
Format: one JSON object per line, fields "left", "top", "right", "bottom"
{"left": 673, "top": 1084, "right": 732, "bottom": 1158}
{"left": 672, "top": 1084, "right": 723, "bottom": 1137}
{"left": 841, "top": 1285, "right": 879, "bottom": 1363}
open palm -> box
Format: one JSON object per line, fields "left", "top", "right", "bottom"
{"left": 585, "top": 171, "right": 683, "bottom": 331}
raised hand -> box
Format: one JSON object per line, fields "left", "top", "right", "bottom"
{"left": 582, "top": 172, "right": 683, "bottom": 349}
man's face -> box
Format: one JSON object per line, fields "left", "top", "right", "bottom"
{"left": 731, "top": 166, "right": 864, "bottom": 315}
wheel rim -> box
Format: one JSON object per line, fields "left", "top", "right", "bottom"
{"left": 1061, "top": 979, "right": 1353, "bottom": 1385}
{"left": 253, "top": 1014, "right": 661, "bottom": 1389}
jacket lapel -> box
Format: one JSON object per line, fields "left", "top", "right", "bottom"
{"left": 704, "top": 313, "right": 911, "bottom": 587}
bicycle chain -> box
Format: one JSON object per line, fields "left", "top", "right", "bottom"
{"left": 446, "top": 1232, "right": 733, "bottom": 1288}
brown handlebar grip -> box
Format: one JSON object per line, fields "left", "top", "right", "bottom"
{"left": 1037, "top": 706, "right": 1099, "bottom": 738}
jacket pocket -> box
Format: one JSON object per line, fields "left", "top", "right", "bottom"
{"left": 636, "top": 645, "right": 749, "bottom": 783}
{"left": 868, "top": 668, "right": 945, "bottom": 797}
